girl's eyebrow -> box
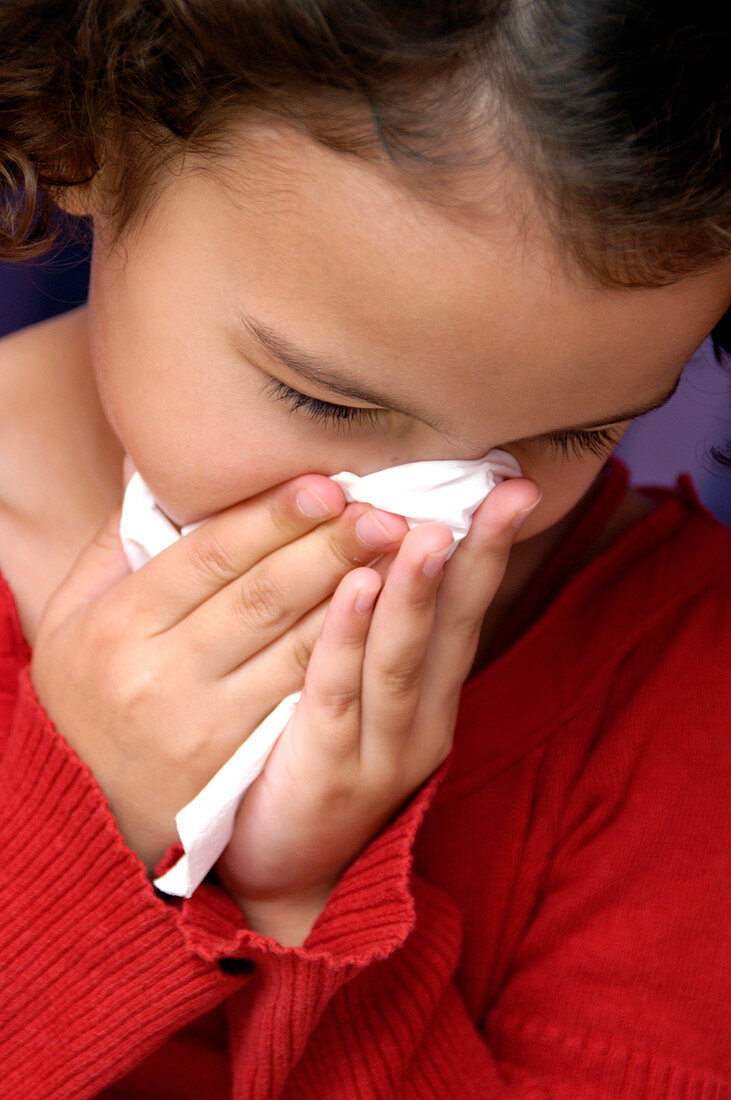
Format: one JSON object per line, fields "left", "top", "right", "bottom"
{"left": 239, "top": 313, "right": 448, "bottom": 431}
{"left": 241, "top": 311, "right": 681, "bottom": 437}
{"left": 555, "top": 377, "right": 681, "bottom": 433}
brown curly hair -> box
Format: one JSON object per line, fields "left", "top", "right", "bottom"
{"left": 1, "top": 0, "right": 729, "bottom": 325}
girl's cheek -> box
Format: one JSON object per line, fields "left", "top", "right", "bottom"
{"left": 509, "top": 449, "right": 612, "bottom": 541}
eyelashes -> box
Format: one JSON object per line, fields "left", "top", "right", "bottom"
{"left": 263, "top": 378, "right": 385, "bottom": 429}
{"left": 264, "top": 378, "right": 623, "bottom": 457}
{"left": 540, "top": 426, "right": 624, "bottom": 458}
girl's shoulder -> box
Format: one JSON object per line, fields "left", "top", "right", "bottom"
{"left": 546, "top": 468, "right": 730, "bottom": 656}
{"left": 0, "top": 304, "right": 91, "bottom": 474}
{"left": 448, "top": 471, "right": 729, "bottom": 799}
{"left": 0, "top": 306, "right": 84, "bottom": 530}
{"left": 470, "top": 459, "right": 729, "bottom": 717}
{"left": 529, "top": 470, "right": 730, "bottom": 699}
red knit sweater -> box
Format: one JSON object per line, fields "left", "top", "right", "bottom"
{"left": 0, "top": 460, "right": 729, "bottom": 1099}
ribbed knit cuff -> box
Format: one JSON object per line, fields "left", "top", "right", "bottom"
{"left": 303, "top": 764, "right": 447, "bottom": 964}
{"left": 221, "top": 766, "right": 449, "bottom": 1100}
{"left": 0, "top": 666, "right": 247, "bottom": 1099}
{"left": 170, "top": 760, "right": 448, "bottom": 975}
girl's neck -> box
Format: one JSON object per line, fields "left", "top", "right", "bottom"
{"left": 0, "top": 307, "right": 124, "bottom": 644}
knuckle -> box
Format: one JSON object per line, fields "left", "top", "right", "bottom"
{"left": 263, "top": 494, "right": 300, "bottom": 540}
{"left": 456, "top": 621, "right": 482, "bottom": 653}
{"left": 408, "top": 586, "right": 437, "bottom": 614}
{"left": 187, "top": 530, "right": 238, "bottom": 583}
{"left": 289, "top": 629, "right": 316, "bottom": 677}
{"left": 325, "top": 529, "right": 363, "bottom": 571}
{"left": 478, "top": 531, "right": 514, "bottom": 563}
{"left": 231, "top": 572, "right": 289, "bottom": 631}
{"left": 106, "top": 646, "right": 163, "bottom": 711}
{"left": 320, "top": 684, "right": 361, "bottom": 722}
{"left": 377, "top": 657, "right": 423, "bottom": 698}
{"left": 443, "top": 607, "right": 482, "bottom": 646}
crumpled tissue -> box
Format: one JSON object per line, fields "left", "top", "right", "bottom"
{"left": 119, "top": 450, "right": 521, "bottom": 897}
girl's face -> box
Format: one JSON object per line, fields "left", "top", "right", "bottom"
{"left": 87, "top": 124, "right": 731, "bottom": 537}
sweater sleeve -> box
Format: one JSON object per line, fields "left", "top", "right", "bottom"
{"left": 0, "top": 666, "right": 250, "bottom": 1099}
{"left": 225, "top": 584, "right": 728, "bottom": 1099}
{"left": 479, "top": 590, "right": 730, "bottom": 1098}
{"left": 0, "top": 663, "right": 445, "bottom": 1100}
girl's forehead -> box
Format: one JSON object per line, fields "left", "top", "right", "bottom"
{"left": 135, "top": 124, "right": 730, "bottom": 448}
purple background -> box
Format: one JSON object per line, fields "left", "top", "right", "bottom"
{"left": 1, "top": 238, "right": 729, "bottom": 525}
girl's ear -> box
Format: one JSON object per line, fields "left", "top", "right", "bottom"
{"left": 54, "top": 183, "right": 95, "bottom": 220}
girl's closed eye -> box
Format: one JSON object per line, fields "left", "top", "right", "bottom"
{"left": 263, "top": 377, "right": 624, "bottom": 458}
{"left": 538, "top": 426, "right": 625, "bottom": 459}
{"left": 263, "top": 378, "right": 389, "bottom": 430}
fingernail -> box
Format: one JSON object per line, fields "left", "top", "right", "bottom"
{"left": 511, "top": 491, "right": 543, "bottom": 529}
{"left": 355, "top": 509, "right": 405, "bottom": 548}
{"left": 422, "top": 543, "right": 453, "bottom": 577}
{"left": 297, "top": 486, "right": 336, "bottom": 518}
{"left": 354, "top": 583, "right": 381, "bottom": 614}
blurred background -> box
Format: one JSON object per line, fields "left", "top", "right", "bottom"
{"left": 1, "top": 227, "right": 729, "bottom": 526}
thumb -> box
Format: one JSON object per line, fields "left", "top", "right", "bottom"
{"left": 43, "top": 502, "right": 132, "bottom": 627}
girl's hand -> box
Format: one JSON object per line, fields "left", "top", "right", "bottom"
{"left": 215, "top": 478, "right": 541, "bottom": 946}
{"left": 30, "top": 473, "right": 410, "bottom": 870}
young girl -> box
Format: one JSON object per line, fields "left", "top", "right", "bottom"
{"left": 0, "top": 2, "right": 729, "bottom": 1097}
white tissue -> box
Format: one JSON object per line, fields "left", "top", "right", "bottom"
{"left": 120, "top": 450, "right": 521, "bottom": 897}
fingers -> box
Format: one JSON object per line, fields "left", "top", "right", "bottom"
{"left": 357, "top": 523, "right": 455, "bottom": 771}
{"left": 418, "top": 478, "right": 541, "bottom": 714}
{"left": 291, "top": 567, "right": 384, "bottom": 760}
{"left": 121, "top": 474, "right": 348, "bottom": 626}
{"left": 224, "top": 593, "right": 332, "bottom": 714}
{"left": 223, "top": 546, "right": 396, "bottom": 711}
{"left": 173, "top": 503, "right": 407, "bottom": 676}
{"left": 256, "top": 479, "right": 539, "bottom": 786}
